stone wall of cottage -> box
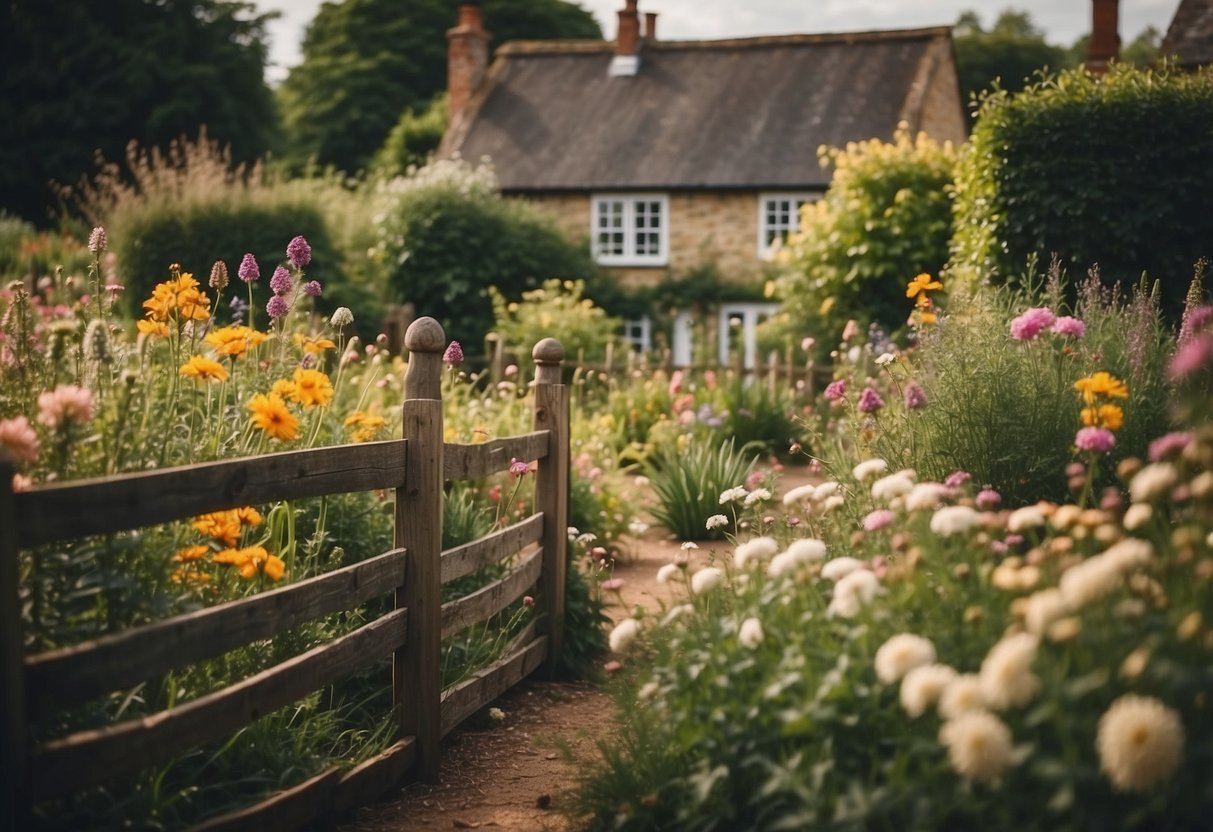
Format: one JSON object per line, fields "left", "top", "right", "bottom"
{"left": 521, "top": 191, "right": 771, "bottom": 287}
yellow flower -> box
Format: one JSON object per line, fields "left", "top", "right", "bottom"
{"left": 294, "top": 333, "right": 336, "bottom": 354}
{"left": 906, "top": 273, "right": 943, "bottom": 300}
{"left": 1081, "top": 404, "right": 1125, "bottom": 431}
{"left": 142, "top": 273, "right": 209, "bottom": 322}
{"left": 1074, "top": 372, "right": 1129, "bottom": 404}
{"left": 221, "top": 545, "right": 285, "bottom": 581}
{"left": 192, "top": 512, "right": 243, "bottom": 547}
{"left": 344, "top": 410, "right": 386, "bottom": 443}
{"left": 289, "top": 368, "right": 334, "bottom": 408}
{"left": 248, "top": 393, "right": 299, "bottom": 441}
{"left": 136, "top": 318, "right": 169, "bottom": 338}
{"left": 234, "top": 505, "right": 262, "bottom": 527}
{"left": 271, "top": 378, "right": 297, "bottom": 399}
{"left": 205, "top": 325, "right": 270, "bottom": 358}
{"left": 174, "top": 544, "right": 210, "bottom": 563}
{"left": 179, "top": 355, "right": 229, "bottom": 383}
{"left": 170, "top": 568, "right": 211, "bottom": 586}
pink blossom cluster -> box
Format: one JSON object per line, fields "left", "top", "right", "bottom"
{"left": 36, "top": 384, "right": 94, "bottom": 429}
{"left": 1074, "top": 426, "right": 1116, "bottom": 454}
{"left": 1009, "top": 308, "right": 1086, "bottom": 341}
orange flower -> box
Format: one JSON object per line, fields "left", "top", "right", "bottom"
{"left": 174, "top": 544, "right": 210, "bottom": 563}
{"left": 906, "top": 273, "right": 943, "bottom": 300}
{"left": 271, "top": 378, "right": 297, "bottom": 399}
{"left": 136, "top": 319, "right": 169, "bottom": 338}
{"left": 170, "top": 568, "right": 211, "bottom": 585}
{"left": 1074, "top": 372, "right": 1129, "bottom": 405}
{"left": 192, "top": 512, "right": 243, "bottom": 547}
{"left": 294, "top": 333, "right": 336, "bottom": 354}
{"left": 142, "top": 273, "right": 209, "bottom": 322}
{"left": 233, "top": 506, "right": 262, "bottom": 527}
{"left": 344, "top": 410, "right": 387, "bottom": 442}
{"left": 179, "top": 355, "right": 229, "bottom": 383}
{"left": 205, "top": 325, "right": 269, "bottom": 358}
{"left": 248, "top": 393, "right": 299, "bottom": 441}
{"left": 214, "top": 545, "right": 285, "bottom": 581}
{"left": 1081, "top": 404, "right": 1125, "bottom": 431}
{"left": 289, "top": 368, "right": 334, "bottom": 408}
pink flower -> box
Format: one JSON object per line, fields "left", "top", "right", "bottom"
{"left": 863, "top": 509, "right": 895, "bottom": 531}
{"left": 0, "top": 416, "right": 40, "bottom": 463}
{"left": 1148, "top": 431, "right": 1193, "bottom": 462}
{"left": 508, "top": 457, "right": 530, "bottom": 478}
{"left": 1051, "top": 316, "right": 1085, "bottom": 338}
{"left": 841, "top": 319, "right": 860, "bottom": 341}
{"left": 903, "top": 381, "right": 927, "bottom": 410}
{"left": 1009, "top": 307, "right": 1057, "bottom": 341}
{"left": 36, "top": 385, "right": 94, "bottom": 429}
{"left": 668, "top": 370, "right": 684, "bottom": 397}
{"left": 601, "top": 578, "right": 625, "bottom": 591}
{"left": 1168, "top": 334, "right": 1213, "bottom": 381}
{"left": 1075, "top": 426, "right": 1116, "bottom": 454}
{"left": 857, "top": 387, "right": 885, "bottom": 413}
{"left": 976, "top": 488, "right": 1002, "bottom": 509}
{"left": 945, "top": 470, "right": 971, "bottom": 488}
{"left": 286, "top": 235, "right": 312, "bottom": 269}
{"left": 443, "top": 341, "right": 464, "bottom": 365}
{"left": 824, "top": 379, "right": 847, "bottom": 403}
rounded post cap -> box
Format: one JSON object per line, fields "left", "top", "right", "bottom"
{"left": 532, "top": 337, "right": 565, "bottom": 365}
{"left": 404, "top": 317, "right": 446, "bottom": 353}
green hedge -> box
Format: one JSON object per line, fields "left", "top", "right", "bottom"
{"left": 951, "top": 62, "right": 1213, "bottom": 315}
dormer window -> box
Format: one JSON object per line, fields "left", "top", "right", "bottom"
{"left": 592, "top": 194, "right": 669, "bottom": 266}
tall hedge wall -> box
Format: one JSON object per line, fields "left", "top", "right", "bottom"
{"left": 950, "top": 63, "right": 1213, "bottom": 314}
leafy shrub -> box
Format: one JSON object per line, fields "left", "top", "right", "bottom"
{"left": 774, "top": 124, "right": 956, "bottom": 339}
{"left": 371, "top": 158, "right": 597, "bottom": 349}
{"left": 0, "top": 213, "right": 35, "bottom": 275}
{"left": 490, "top": 278, "right": 621, "bottom": 371}
{"left": 645, "top": 438, "right": 760, "bottom": 540}
{"left": 371, "top": 94, "right": 448, "bottom": 177}
{"left": 951, "top": 62, "right": 1213, "bottom": 316}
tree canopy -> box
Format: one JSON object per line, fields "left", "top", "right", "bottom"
{"left": 0, "top": 0, "right": 277, "bottom": 224}
{"left": 277, "top": 0, "right": 602, "bottom": 176}
{"left": 953, "top": 9, "right": 1073, "bottom": 119}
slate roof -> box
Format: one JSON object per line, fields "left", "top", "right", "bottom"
{"left": 443, "top": 28, "right": 957, "bottom": 192}
{"left": 1161, "top": 0, "right": 1213, "bottom": 68}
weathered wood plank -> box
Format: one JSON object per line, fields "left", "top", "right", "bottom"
{"left": 190, "top": 766, "right": 341, "bottom": 832}
{"left": 443, "top": 432, "right": 548, "bottom": 481}
{"left": 29, "top": 608, "right": 408, "bottom": 802}
{"left": 440, "top": 514, "right": 542, "bottom": 585}
{"left": 332, "top": 737, "right": 417, "bottom": 815}
{"left": 533, "top": 340, "right": 569, "bottom": 677}
{"left": 439, "top": 636, "right": 548, "bottom": 738}
{"left": 440, "top": 548, "right": 542, "bottom": 639}
{"left": 1, "top": 461, "right": 30, "bottom": 828}
{"left": 25, "top": 549, "right": 407, "bottom": 713}
{"left": 14, "top": 440, "right": 408, "bottom": 548}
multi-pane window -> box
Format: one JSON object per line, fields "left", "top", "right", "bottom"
{"left": 758, "top": 193, "right": 817, "bottom": 257}
{"left": 592, "top": 194, "right": 668, "bottom": 265}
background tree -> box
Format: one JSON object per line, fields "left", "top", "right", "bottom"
{"left": 277, "top": 0, "right": 601, "bottom": 176}
{"left": 0, "top": 0, "right": 277, "bottom": 224}
{"left": 952, "top": 9, "right": 1073, "bottom": 120}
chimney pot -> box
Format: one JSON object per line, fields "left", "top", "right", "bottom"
{"left": 610, "top": 0, "right": 641, "bottom": 75}
{"left": 644, "top": 12, "right": 658, "bottom": 41}
{"left": 447, "top": 4, "right": 491, "bottom": 126}
{"left": 1087, "top": 0, "right": 1120, "bottom": 74}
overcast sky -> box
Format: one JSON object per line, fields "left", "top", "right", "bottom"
{"left": 253, "top": 0, "right": 1180, "bottom": 84}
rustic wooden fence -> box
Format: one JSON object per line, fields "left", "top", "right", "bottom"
{"left": 0, "top": 317, "right": 569, "bottom": 831}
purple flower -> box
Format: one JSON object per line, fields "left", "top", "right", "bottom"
{"left": 302, "top": 280, "right": 322, "bottom": 297}
{"left": 1051, "top": 316, "right": 1085, "bottom": 338}
{"left": 975, "top": 488, "right": 1002, "bottom": 509}
{"left": 1168, "top": 334, "right": 1213, "bottom": 381}
{"left": 1179, "top": 305, "right": 1213, "bottom": 345}
{"left": 508, "top": 457, "right": 530, "bottom": 478}
{"left": 1009, "top": 307, "right": 1057, "bottom": 341}
{"left": 238, "top": 253, "right": 260, "bottom": 283}
{"left": 903, "top": 381, "right": 928, "bottom": 410}
{"left": 88, "top": 226, "right": 107, "bottom": 254}
{"left": 1074, "top": 426, "right": 1116, "bottom": 454}
{"left": 443, "top": 340, "right": 464, "bottom": 365}
{"left": 944, "top": 470, "right": 971, "bottom": 489}
{"left": 863, "top": 509, "right": 895, "bottom": 531}
{"left": 824, "top": 379, "right": 847, "bottom": 402}
{"left": 229, "top": 295, "right": 248, "bottom": 324}
{"left": 1148, "top": 431, "right": 1194, "bottom": 462}
{"left": 286, "top": 235, "right": 312, "bottom": 269}
{"left": 269, "top": 266, "right": 292, "bottom": 295}
{"left": 266, "top": 295, "right": 289, "bottom": 320}
{"left": 856, "top": 386, "right": 884, "bottom": 413}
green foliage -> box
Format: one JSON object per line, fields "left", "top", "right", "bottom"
{"left": 490, "top": 279, "right": 621, "bottom": 371}
{"left": 277, "top": 0, "right": 601, "bottom": 175}
{"left": 371, "top": 95, "right": 449, "bottom": 177}
{"left": 372, "top": 159, "right": 595, "bottom": 348}
{"left": 953, "top": 9, "right": 1073, "bottom": 120}
{"left": 0, "top": 213, "right": 35, "bottom": 275}
{"left": 1, "top": 0, "right": 277, "bottom": 224}
{"left": 645, "top": 438, "right": 760, "bottom": 540}
{"left": 950, "top": 62, "right": 1213, "bottom": 318}
{"left": 773, "top": 125, "right": 957, "bottom": 342}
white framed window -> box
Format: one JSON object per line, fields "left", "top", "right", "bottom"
{"left": 758, "top": 193, "right": 818, "bottom": 259}
{"left": 592, "top": 194, "right": 669, "bottom": 266}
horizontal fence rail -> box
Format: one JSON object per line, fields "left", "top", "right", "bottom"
{"left": 0, "top": 320, "right": 570, "bottom": 831}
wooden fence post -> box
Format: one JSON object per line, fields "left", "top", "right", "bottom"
{"left": 0, "top": 461, "right": 28, "bottom": 831}
{"left": 396, "top": 318, "right": 445, "bottom": 783}
{"left": 532, "top": 338, "right": 568, "bottom": 677}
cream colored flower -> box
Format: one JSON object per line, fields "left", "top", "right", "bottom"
{"left": 872, "top": 472, "right": 915, "bottom": 502}
{"left": 1059, "top": 555, "right": 1122, "bottom": 609}
{"left": 1050, "top": 504, "right": 1082, "bottom": 530}
{"left": 821, "top": 556, "right": 866, "bottom": 582}
{"left": 1122, "top": 503, "right": 1153, "bottom": 531}
{"left": 1102, "top": 538, "right": 1152, "bottom": 573}
{"left": 738, "top": 617, "right": 764, "bottom": 649}
{"left": 734, "top": 536, "right": 779, "bottom": 569}
{"left": 690, "top": 567, "right": 724, "bottom": 595}
{"left": 930, "top": 505, "right": 980, "bottom": 537}
{"left": 852, "top": 458, "right": 888, "bottom": 481}
{"left": 1023, "top": 588, "right": 1069, "bottom": 636}
{"left": 1129, "top": 463, "right": 1178, "bottom": 503}
{"left": 979, "top": 633, "right": 1040, "bottom": 710}
{"left": 1007, "top": 505, "right": 1046, "bottom": 532}
{"left": 938, "top": 674, "right": 986, "bottom": 719}
{"left": 875, "top": 633, "right": 936, "bottom": 684}
{"left": 1097, "top": 694, "right": 1184, "bottom": 793}
{"left": 782, "top": 483, "right": 816, "bottom": 505}
{"left": 784, "top": 538, "right": 827, "bottom": 562}
{"left": 609, "top": 618, "right": 640, "bottom": 653}
{"left": 939, "top": 711, "right": 1015, "bottom": 782}
{"left": 656, "top": 563, "right": 682, "bottom": 584}
{"left": 905, "top": 482, "right": 948, "bottom": 511}
{"left": 900, "top": 663, "right": 957, "bottom": 717}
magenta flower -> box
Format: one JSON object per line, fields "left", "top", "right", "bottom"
{"left": 0, "top": 415, "right": 40, "bottom": 462}
{"left": 508, "top": 457, "right": 529, "bottom": 478}
{"left": 302, "top": 280, "right": 322, "bottom": 297}
{"left": 1074, "top": 426, "right": 1116, "bottom": 454}
{"left": 237, "top": 253, "right": 260, "bottom": 283}
{"left": 1168, "top": 334, "right": 1213, "bottom": 380}
{"left": 286, "top": 235, "right": 312, "bottom": 269}
{"left": 903, "top": 381, "right": 928, "bottom": 410}
{"left": 36, "top": 385, "right": 94, "bottom": 429}
{"left": 863, "top": 509, "right": 895, "bottom": 531}
{"left": 1148, "top": 431, "right": 1194, "bottom": 462}
{"left": 1009, "top": 307, "right": 1057, "bottom": 341}
{"left": 857, "top": 387, "right": 884, "bottom": 413}
{"left": 269, "top": 266, "right": 292, "bottom": 295}
{"left": 824, "top": 379, "right": 847, "bottom": 402}
{"left": 266, "top": 295, "right": 289, "bottom": 319}
{"left": 1179, "top": 305, "right": 1213, "bottom": 345}
{"left": 976, "top": 488, "right": 1002, "bottom": 509}
{"left": 944, "top": 470, "right": 971, "bottom": 488}
{"left": 443, "top": 340, "right": 464, "bottom": 365}
{"left": 1051, "top": 316, "right": 1085, "bottom": 338}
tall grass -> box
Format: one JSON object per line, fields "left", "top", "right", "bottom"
{"left": 645, "top": 438, "right": 760, "bottom": 540}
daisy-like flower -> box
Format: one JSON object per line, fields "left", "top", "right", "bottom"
{"left": 738, "top": 617, "right": 764, "bottom": 649}
{"left": 690, "top": 567, "right": 724, "bottom": 595}
{"left": 930, "top": 505, "right": 980, "bottom": 536}
{"left": 1074, "top": 371, "right": 1129, "bottom": 403}
{"left": 205, "top": 325, "right": 270, "bottom": 358}
{"left": 289, "top": 368, "right": 334, "bottom": 408}
{"left": 179, "top": 355, "right": 229, "bottom": 383}
{"left": 248, "top": 393, "right": 299, "bottom": 441}
{"left": 294, "top": 333, "right": 337, "bottom": 354}
{"left": 609, "top": 618, "right": 641, "bottom": 653}
{"left": 875, "top": 633, "right": 936, "bottom": 684}
{"left": 906, "top": 272, "right": 943, "bottom": 300}
{"left": 1097, "top": 694, "right": 1184, "bottom": 793}
{"left": 734, "top": 536, "right": 779, "bottom": 569}
{"left": 900, "top": 664, "right": 957, "bottom": 717}
{"left": 705, "top": 514, "right": 729, "bottom": 531}
{"left": 939, "top": 711, "right": 1015, "bottom": 782}
{"left": 852, "top": 458, "right": 888, "bottom": 481}
{"left": 938, "top": 674, "right": 986, "bottom": 719}
{"left": 979, "top": 633, "right": 1040, "bottom": 710}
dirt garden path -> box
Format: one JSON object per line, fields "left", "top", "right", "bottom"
{"left": 337, "top": 466, "right": 817, "bottom": 831}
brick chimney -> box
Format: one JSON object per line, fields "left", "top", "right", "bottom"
{"left": 447, "top": 3, "right": 490, "bottom": 126}
{"left": 644, "top": 12, "right": 658, "bottom": 42}
{"left": 1087, "top": 0, "right": 1120, "bottom": 74}
{"left": 610, "top": 0, "right": 641, "bottom": 76}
